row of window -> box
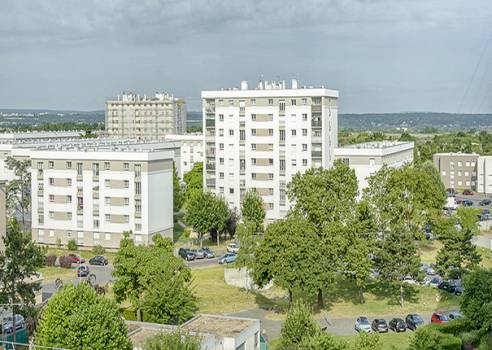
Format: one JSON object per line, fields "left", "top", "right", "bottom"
{"left": 442, "top": 170, "right": 476, "bottom": 177}
{"left": 449, "top": 161, "right": 476, "bottom": 168}
{"left": 218, "top": 113, "right": 310, "bottom": 121}
{"left": 216, "top": 98, "right": 313, "bottom": 107}
{"left": 40, "top": 161, "right": 141, "bottom": 176}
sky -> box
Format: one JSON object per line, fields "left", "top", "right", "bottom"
{"left": 1, "top": 0, "right": 492, "bottom": 113}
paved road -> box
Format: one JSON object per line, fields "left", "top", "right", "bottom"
{"left": 473, "top": 233, "right": 492, "bottom": 250}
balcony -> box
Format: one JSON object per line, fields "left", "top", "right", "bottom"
{"left": 311, "top": 150, "right": 322, "bottom": 158}
{"left": 311, "top": 121, "right": 322, "bottom": 128}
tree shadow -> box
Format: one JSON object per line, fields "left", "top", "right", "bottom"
{"left": 367, "top": 281, "right": 420, "bottom": 306}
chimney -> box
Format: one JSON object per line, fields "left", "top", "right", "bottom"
{"left": 292, "top": 79, "right": 298, "bottom": 89}
{"left": 240, "top": 80, "right": 249, "bottom": 90}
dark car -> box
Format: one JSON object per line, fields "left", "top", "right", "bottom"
{"left": 371, "top": 319, "right": 388, "bottom": 333}
{"left": 405, "top": 314, "right": 424, "bottom": 331}
{"left": 77, "top": 265, "right": 90, "bottom": 277}
{"left": 447, "top": 188, "right": 456, "bottom": 197}
{"left": 431, "top": 312, "right": 449, "bottom": 324}
{"left": 89, "top": 255, "right": 108, "bottom": 266}
{"left": 462, "top": 199, "right": 473, "bottom": 206}
{"left": 438, "top": 281, "right": 463, "bottom": 295}
{"left": 463, "top": 189, "right": 474, "bottom": 195}
{"left": 482, "top": 208, "right": 491, "bottom": 215}
{"left": 68, "top": 253, "right": 85, "bottom": 264}
{"left": 480, "top": 199, "right": 492, "bottom": 206}
{"left": 389, "top": 318, "right": 406, "bottom": 332}
{"left": 178, "top": 248, "right": 196, "bottom": 261}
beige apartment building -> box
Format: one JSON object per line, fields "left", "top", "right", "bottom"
{"left": 433, "top": 153, "right": 479, "bottom": 190}
{"left": 106, "top": 92, "right": 186, "bottom": 140}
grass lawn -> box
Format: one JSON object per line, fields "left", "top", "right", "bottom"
{"left": 39, "top": 266, "right": 76, "bottom": 281}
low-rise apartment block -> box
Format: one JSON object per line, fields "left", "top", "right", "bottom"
{"left": 433, "top": 153, "right": 479, "bottom": 190}
{"left": 334, "top": 141, "right": 414, "bottom": 192}
{"left": 164, "top": 133, "right": 204, "bottom": 178}
{"left": 106, "top": 92, "right": 186, "bottom": 140}
{"left": 30, "top": 140, "right": 179, "bottom": 248}
{"left": 202, "top": 79, "right": 338, "bottom": 221}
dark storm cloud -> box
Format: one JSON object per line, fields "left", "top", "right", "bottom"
{"left": 0, "top": 0, "right": 491, "bottom": 112}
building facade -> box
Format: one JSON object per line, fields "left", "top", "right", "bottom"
{"left": 30, "top": 141, "right": 178, "bottom": 248}
{"left": 164, "top": 134, "right": 204, "bottom": 178}
{"left": 334, "top": 141, "right": 414, "bottom": 192}
{"left": 202, "top": 79, "right": 338, "bottom": 221}
{"left": 476, "top": 156, "right": 492, "bottom": 194}
{"left": 106, "top": 92, "right": 186, "bottom": 140}
{"left": 433, "top": 153, "right": 479, "bottom": 190}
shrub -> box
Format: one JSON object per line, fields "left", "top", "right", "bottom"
{"left": 56, "top": 237, "right": 61, "bottom": 248}
{"left": 45, "top": 255, "right": 57, "bottom": 267}
{"left": 59, "top": 256, "right": 72, "bottom": 269}
{"left": 409, "top": 326, "right": 462, "bottom": 350}
{"left": 67, "top": 239, "right": 77, "bottom": 251}
{"left": 143, "top": 331, "right": 200, "bottom": 350}
{"left": 279, "top": 300, "right": 319, "bottom": 349}
{"left": 92, "top": 244, "right": 106, "bottom": 255}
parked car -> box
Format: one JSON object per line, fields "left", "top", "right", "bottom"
{"left": 68, "top": 253, "right": 85, "bottom": 264}
{"left": 405, "top": 314, "right": 424, "bottom": 331}
{"left": 218, "top": 253, "right": 237, "bottom": 264}
{"left": 438, "top": 281, "right": 463, "bottom": 295}
{"left": 482, "top": 208, "right": 491, "bottom": 215}
{"left": 201, "top": 247, "right": 215, "bottom": 258}
{"left": 447, "top": 311, "right": 462, "bottom": 320}
{"left": 226, "top": 243, "right": 240, "bottom": 253}
{"left": 178, "top": 248, "right": 196, "bottom": 261}
{"left": 77, "top": 265, "right": 90, "bottom": 277}
{"left": 480, "top": 199, "right": 492, "bottom": 206}
{"left": 421, "top": 263, "right": 436, "bottom": 276}
{"left": 89, "top": 255, "right": 108, "bottom": 266}
{"left": 371, "top": 319, "right": 388, "bottom": 333}
{"left": 424, "top": 275, "right": 443, "bottom": 288}
{"left": 2, "top": 314, "right": 25, "bottom": 333}
{"left": 463, "top": 189, "right": 474, "bottom": 195}
{"left": 446, "top": 188, "right": 456, "bottom": 197}
{"left": 190, "top": 249, "right": 205, "bottom": 259}
{"left": 480, "top": 214, "right": 492, "bottom": 221}
{"left": 431, "top": 312, "right": 450, "bottom": 324}
{"left": 389, "top": 318, "right": 406, "bottom": 332}
{"left": 354, "top": 316, "right": 372, "bottom": 333}
{"left": 462, "top": 199, "right": 474, "bottom": 206}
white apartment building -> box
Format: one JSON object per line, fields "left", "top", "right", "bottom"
{"left": 106, "top": 92, "right": 187, "bottom": 140}
{"left": 164, "top": 133, "right": 204, "bottom": 178}
{"left": 30, "top": 140, "right": 179, "bottom": 248}
{"left": 477, "top": 156, "right": 492, "bottom": 194}
{"left": 202, "top": 79, "right": 338, "bottom": 221}
{"left": 334, "top": 141, "right": 414, "bottom": 193}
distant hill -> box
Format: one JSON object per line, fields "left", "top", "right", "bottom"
{"left": 2, "top": 109, "right": 491, "bottom": 132}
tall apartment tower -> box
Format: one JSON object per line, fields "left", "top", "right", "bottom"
{"left": 106, "top": 92, "right": 186, "bottom": 140}
{"left": 202, "top": 79, "right": 338, "bottom": 221}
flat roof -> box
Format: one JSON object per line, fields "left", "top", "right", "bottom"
{"left": 433, "top": 152, "right": 479, "bottom": 157}
{"left": 334, "top": 141, "right": 414, "bottom": 157}
{"left": 182, "top": 314, "right": 258, "bottom": 338}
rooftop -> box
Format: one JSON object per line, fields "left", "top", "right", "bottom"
{"left": 341, "top": 141, "right": 413, "bottom": 150}
{"left": 26, "top": 139, "right": 180, "bottom": 153}
{"left": 182, "top": 314, "right": 257, "bottom": 338}
{"left": 108, "top": 91, "right": 181, "bottom": 103}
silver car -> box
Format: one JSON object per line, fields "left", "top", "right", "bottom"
{"left": 355, "top": 316, "right": 372, "bottom": 333}
{"left": 190, "top": 249, "right": 205, "bottom": 259}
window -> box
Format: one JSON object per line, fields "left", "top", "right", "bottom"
{"left": 124, "top": 163, "right": 129, "bottom": 171}
{"left": 220, "top": 172, "right": 224, "bottom": 179}
{"left": 67, "top": 212, "right": 72, "bottom": 220}
{"left": 465, "top": 171, "right": 469, "bottom": 176}
{"left": 466, "top": 161, "right": 470, "bottom": 167}
{"left": 49, "top": 194, "right": 54, "bottom": 202}
{"left": 240, "top": 130, "right": 245, "bottom": 141}
{"left": 219, "top": 158, "right": 224, "bottom": 165}
{"left": 252, "top": 173, "right": 256, "bottom": 180}
{"left": 94, "top": 232, "right": 100, "bottom": 240}
{"left": 442, "top": 170, "right": 446, "bottom": 176}
{"left": 38, "top": 182, "right": 44, "bottom": 191}
{"left": 77, "top": 162, "right": 83, "bottom": 175}
{"left": 251, "top": 144, "right": 257, "bottom": 151}
{"left": 38, "top": 215, "right": 44, "bottom": 225}
{"left": 458, "top": 171, "right": 462, "bottom": 176}
{"left": 135, "top": 224, "right": 142, "bottom": 232}
{"left": 252, "top": 158, "right": 257, "bottom": 165}
{"left": 219, "top": 143, "right": 224, "bottom": 150}
{"left": 280, "top": 130, "right": 285, "bottom": 141}
{"left": 49, "top": 230, "right": 54, "bottom": 237}
{"left": 229, "top": 99, "right": 234, "bottom": 106}
{"left": 124, "top": 180, "right": 129, "bottom": 188}
{"left": 93, "top": 219, "right": 99, "bottom": 228}
{"left": 67, "top": 231, "right": 72, "bottom": 239}
{"left": 291, "top": 130, "right": 296, "bottom": 136}
{"left": 48, "top": 161, "right": 54, "bottom": 168}
{"left": 302, "top": 98, "right": 307, "bottom": 105}
{"left": 458, "top": 161, "right": 462, "bottom": 167}
{"left": 105, "top": 233, "right": 111, "bottom": 241}
{"left": 280, "top": 159, "right": 285, "bottom": 171}
{"left": 302, "top": 113, "right": 308, "bottom": 121}
{"left": 292, "top": 159, "right": 297, "bottom": 166}
{"left": 302, "top": 144, "right": 308, "bottom": 151}
{"left": 342, "top": 158, "right": 350, "bottom": 166}
{"left": 134, "top": 164, "right": 141, "bottom": 176}
{"left": 219, "top": 187, "right": 224, "bottom": 193}
{"left": 251, "top": 129, "right": 257, "bottom": 136}
{"left": 229, "top": 129, "right": 234, "bottom": 136}
{"left": 135, "top": 182, "right": 141, "bottom": 195}
{"left": 66, "top": 161, "right": 72, "bottom": 169}
{"left": 67, "top": 195, "right": 72, "bottom": 203}
{"left": 105, "top": 214, "right": 110, "bottom": 222}
{"left": 219, "top": 128, "right": 224, "bottom": 136}
{"left": 135, "top": 199, "right": 141, "bottom": 213}
{"left": 471, "top": 161, "right": 476, "bottom": 167}
{"left": 291, "top": 99, "right": 297, "bottom": 106}
{"left": 302, "top": 128, "right": 308, "bottom": 136}
{"left": 279, "top": 101, "right": 285, "bottom": 112}
{"left": 250, "top": 98, "right": 256, "bottom": 105}
{"left": 268, "top": 203, "right": 274, "bottom": 210}
{"left": 219, "top": 114, "right": 224, "bottom": 121}
{"left": 251, "top": 114, "right": 257, "bottom": 121}
{"left": 39, "top": 229, "right": 44, "bottom": 237}
{"left": 104, "top": 162, "right": 110, "bottom": 170}
{"left": 92, "top": 163, "right": 99, "bottom": 176}
{"left": 124, "top": 215, "right": 129, "bottom": 223}
{"left": 268, "top": 99, "right": 273, "bottom": 105}
{"left": 105, "top": 197, "right": 110, "bottom": 205}
{"left": 229, "top": 188, "right": 234, "bottom": 194}
{"left": 268, "top": 173, "right": 274, "bottom": 180}
{"left": 369, "top": 158, "right": 375, "bottom": 166}
{"left": 49, "top": 178, "right": 54, "bottom": 185}
{"left": 49, "top": 211, "right": 54, "bottom": 219}
{"left": 37, "top": 162, "right": 43, "bottom": 170}
{"left": 124, "top": 198, "right": 129, "bottom": 206}
{"left": 303, "top": 159, "right": 308, "bottom": 166}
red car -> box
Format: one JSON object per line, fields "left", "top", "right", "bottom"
{"left": 68, "top": 254, "right": 85, "bottom": 264}
{"left": 431, "top": 313, "right": 449, "bottom": 324}
{"left": 462, "top": 189, "right": 474, "bottom": 196}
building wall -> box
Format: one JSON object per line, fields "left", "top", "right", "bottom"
{"left": 477, "top": 156, "right": 492, "bottom": 194}
{"left": 164, "top": 134, "right": 204, "bottom": 178}
{"left": 433, "top": 153, "right": 479, "bottom": 190}
{"left": 202, "top": 84, "right": 338, "bottom": 221}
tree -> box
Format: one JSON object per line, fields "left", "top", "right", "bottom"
{"left": 408, "top": 326, "right": 462, "bottom": 350}
{"left": 300, "top": 333, "right": 349, "bottom": 350}
{"left": 241, "top": 190, "right": 265, "bottom": 232}
{"left": 185, "top": 191, "right": 229, "bottom": 246}
{"left": 235, "top": 221, "right": 258, "bottom": 269}
{"left": 435, "top": 208, "right": 481, "bottom": 279}
{"left": 183, "top": 162, "right": 203, "bottom": 203}
{"left": 112, "top": 234, "right": 197, "bottom": 323}
{"left": 144, "top": 331, "right": 201, "bottom": 350}
{"left": 460, "top": 268, "right": 492, "bottom": 330}
{"left": 5, "top": 156, "right": 31, "bottom": 231}
{"left": 0, "top": 219, "right": 45, "bottom": 341}
{"left": 278, "top": 300, "right": 319, "bottom": 350}
{"left": 35, "top": 283, "right": 132, "bottom": 350}
{"left": 354, "top": 332, "right": 383, "bottom": 350}
{"left": 173, "top": 162, "right": 185, "bottom": 213}
{"left": 252, "top": 216, "right": 324, "bottom": 304}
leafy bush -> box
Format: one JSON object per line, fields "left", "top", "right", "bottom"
{"left": 67, "top": 239, "right": 77, "bottom": 251}
{"left": 58, "top": 256, "right": 72, "bottom": 269}
{"left": 143, "top": 331, "right": 200, "bottom": 350}
{"left": 409, "top": 325, "right": 461, "bottom": 350}
{"left": 439, "top": 318, "right": 473, "bottom": 334}
{"left": 279, "top": 301, "right": 319, "bottom": 349}
{"left": 92, "top": 244, "right": 105, "bottom": 255}
{"left": 45, "top": 255, "right": 57, "bottom": 267}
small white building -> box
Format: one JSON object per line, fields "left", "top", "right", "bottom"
{"left": 334, "top": 141, "right": 414, "bottom": 193}
{"left": 164, "top": 134, "right": 204, "bottom": 178}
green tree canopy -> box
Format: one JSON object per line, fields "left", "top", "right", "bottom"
{"left": 143, "top": 331, "right": 201, "bottom": 350}
{"left": 461, "top": 268, "right": 492, "bottom": 330}
{"left": 35, "top": 283, "right": 132, "bottom": 350}
{"left": 241, "top": 190, "right": 266, "bottom": 232}
{"left": 5, "top": 156, "right": 31, "bottom": 231}
{"left": 278, "top": 300, "right": 319, "bottom": 350}
{"left": 173, "top": 162, "right": 185, "bottom": 212}
{"left": 183, "top": 162, "right": 203, "bottom": 203}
